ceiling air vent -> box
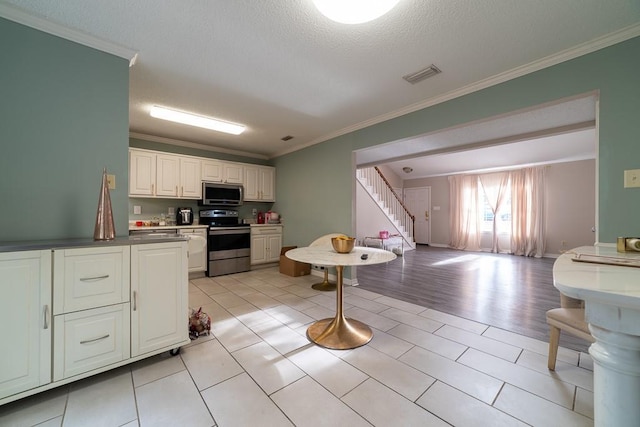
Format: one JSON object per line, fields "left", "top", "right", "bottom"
{"left": 402, "top": 64, "right": 441, "bottom": 84}
{"left": 281, "top": 135, "right": 294, "bottom": 141}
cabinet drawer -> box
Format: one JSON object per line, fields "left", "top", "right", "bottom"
{"left": 250, "top": 226, "right": 282, "bottom": 236}
{"left": 53, "top": 246, "right": 130, "bottom": 314}
{"left": 53, "top": 304, "right": 130, "bottom": 381}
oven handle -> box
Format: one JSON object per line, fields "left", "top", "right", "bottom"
{"left": 208, "top": 228, "right": 251, "bottom": 236}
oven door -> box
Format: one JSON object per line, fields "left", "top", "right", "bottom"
{"left": 208, "top": 227, "right": 251, "bottom": 260}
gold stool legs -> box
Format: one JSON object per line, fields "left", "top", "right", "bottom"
{"left": 311, "top": 268, "right": 336, "bottom": 291}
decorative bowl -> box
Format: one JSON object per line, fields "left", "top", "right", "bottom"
{"left": 331, "top": 236, "right": 355, "bottom": 253}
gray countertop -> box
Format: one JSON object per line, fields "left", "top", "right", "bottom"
{"left": 0, "top": 235, "right": 188, "bottom": 253}
{"left": 128, "top": 224, "right": 209, "bottom": 231}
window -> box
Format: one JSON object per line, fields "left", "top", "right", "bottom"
{"left": 480, "top": 185, "right": 511, "bottom": 233}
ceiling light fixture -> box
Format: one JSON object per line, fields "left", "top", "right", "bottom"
{"left": 402, "top": 167, "right": 413, "bottom": 173}
{"left": 149, "top": 106, "right": 246, "bottom": 135}
{"left": 312, "top": 0, "right": 400, "bottom": 24}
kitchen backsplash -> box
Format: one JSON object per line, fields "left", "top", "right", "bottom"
{"left": 128, "top": 198, "right": 273, "bottom": 224}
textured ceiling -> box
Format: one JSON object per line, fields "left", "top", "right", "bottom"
{"left": 2, "top": 1, "right": 639, "bottom": 166}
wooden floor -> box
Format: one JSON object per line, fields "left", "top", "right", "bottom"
{"left": 357, "top": 245, "right": 589, "bottom": 352}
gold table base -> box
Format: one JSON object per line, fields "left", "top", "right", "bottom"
{"left": 311, "top": 269, "right": 336, "bottom": 291}
{"left": 306, "top": 316, "right": 372, "bottom": 349}
{"left": 306, "top": 265, "right": 372, "bottom": 349}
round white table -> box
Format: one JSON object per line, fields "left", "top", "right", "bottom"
{"left": 553, "top": 245, "right": 640, "bottom": 427}
{"left": 286, "top": 245, "right": 396, "bottom": 350}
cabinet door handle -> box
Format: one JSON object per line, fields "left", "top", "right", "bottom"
{"left": 180, "top": 186, "right": 183, "bottom": 197}
{"left": 80, "top": 274, "right": 109, "bottom": 281}
{"left": 43, "top": 305, "right": 50, "bottom": 329}
{"left": 80, "top": 334, "right": 110, "bottom": 344}
{"left": 133, "top": 291, "right": 137, "bottom": 311}
{"left": 151, "top": 183, "right": 155, "bottom": 196}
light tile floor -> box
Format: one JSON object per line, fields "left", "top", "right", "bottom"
{"left": 0, "top": 268, "right": 594, "bottom": 427}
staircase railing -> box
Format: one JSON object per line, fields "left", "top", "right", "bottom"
{"left": 358, "top": 167, "right": 415, "bottom": 242}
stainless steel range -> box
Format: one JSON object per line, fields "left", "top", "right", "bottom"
{"left": 199, "top": 209, "right": 251, "bottom": 277}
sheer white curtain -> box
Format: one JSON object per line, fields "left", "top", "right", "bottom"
{"left": 510, "top": 167, "right": 546, "bottom": 257}
{"left": 449, "top": 167, "right": 546, "bottom": 256}
{"left": 479, "top": 172, "right": 510, "bottom": 253}
{"left": 448, "top": 174, "right": 481, "bottom": 251}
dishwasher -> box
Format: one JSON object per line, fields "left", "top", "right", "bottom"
{"left": 177, "top": 228, "right": 208, "bottom": 273}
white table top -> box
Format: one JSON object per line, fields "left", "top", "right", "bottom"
{"left": 286, "top": 245, "right": 396, "bottom": 267}
{"left": 553, "top": 245, "right": 640, "bottom": 309}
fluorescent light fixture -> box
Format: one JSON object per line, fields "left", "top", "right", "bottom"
{"left": 312, "top": 0, "right": 400, "bottom": 24}
{"left": 150, "top": 106, "right": 246, "bottom": 135}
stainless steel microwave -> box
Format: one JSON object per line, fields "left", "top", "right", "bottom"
{"left": 200, "top": 182, "right": 244, "bottom": 206}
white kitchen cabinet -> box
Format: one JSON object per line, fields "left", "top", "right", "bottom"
{"left": 52, "top": 246, "right": 131, "bottom": 381}
{"left": 1, "top": 241, "right": 191, "bottom": 406}
{"left": 131, "top": 241, "right": 189, "bottom": 357}
{"left": 223, "top": 161, "right": 244, "bottom": 184}
{"left": 129, "top": 149, "right": 156, "bottom": 196}
{"left": 53, "top": 246, "right": 130, "bottom": 315}
{"left": 155, "top": 153, "right": 180, "bottom": 197}
{"left": 179, "top": 156, "right": 202, "bottom": 198}
{"left": 251, "top": 226, "right": 282, "bottom": 265}
{"left": 201, "top": 159, "right": 223, "bottom": 182}
{"left": 53, "top": 303, "right": 130, "bottom": 381}
{"left": 244, "top": 165, "right": 275, "bottom": 202}
{"left": 0, "top": 251, "right": 51, "bottom": 400}
{"left": 202, "top": 159, "right": 244, "bottom": 184}
{"left": 129, "top": 148, "right": 202, "bottom": 199}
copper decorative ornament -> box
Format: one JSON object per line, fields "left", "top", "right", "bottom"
{"left": 94, "top": 167, "right": 116, "bottom": 240}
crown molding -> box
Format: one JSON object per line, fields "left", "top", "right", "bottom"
{"left": 273, "top": 22, "right": 640, "bottom": 159}
{"left": 0, "top": 3, "right": 138, "bottom": 66}
{"left": 129, "top": 132, "right": 269, "bottom": 160}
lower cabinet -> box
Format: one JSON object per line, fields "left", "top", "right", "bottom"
{"left": 0, "top": 251, "right": 51, "bottom": 399}
{"left": 131, "top": 241, "right": 189, "bottom": 357}
{"left": 251, "top": 226, "right": 283, "bottom": 265}
{"left": 53, "top": 304, "right": 130, "bottom": 381}
{"left": 0, "top": 240, "right": 189, "bottom": 406}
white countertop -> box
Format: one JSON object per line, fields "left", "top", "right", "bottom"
{"left": 553, "top": 245, "right": 640, "bottom": 309}
{"left": 285, "top": 245, "right": 395, "bottom": 267}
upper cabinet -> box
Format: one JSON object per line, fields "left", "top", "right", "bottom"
{"left": 179, "top": 157, "right": 202, "bottom": 198}
{"left": 202, "top": 159, "right": 243, "bottom": 185}
{"left": 129, "top": 149, "right": 156, "bottom": 196}
{"left": 129, "top": 149, "right": 201, "bottom": 199}
{"left": 131, "top": 148, "right": 275, "bottom": 202}
{"left": 244, "top": 165, "right": 275, "bottom": 202}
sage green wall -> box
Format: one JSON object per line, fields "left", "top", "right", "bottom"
{"left": 0, "top": 18, "right": 130, "bottom": 241}
{"left": 273, "top": 138, "right": 354, "bottom": 247}
{"left": 273, "top": 36, "right": 640, "bottom": 245}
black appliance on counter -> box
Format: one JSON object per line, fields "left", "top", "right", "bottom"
{"left": 176, "top": 207, "right": 194, "bottom": 225}
{"left": 199, "top": 209, "right": 250, "bottom": 277}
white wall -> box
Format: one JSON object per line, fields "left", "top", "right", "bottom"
{"left": 355, "top": 180, "right": 400, "bottom": 244}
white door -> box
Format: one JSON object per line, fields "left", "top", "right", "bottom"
{"left": 404, "top": 187, "right": 431, "bottom": 245}
{"left": 0, "top": 251, "right": 51, "bottom": 399}
{"left": 131, "top": 242, "right": 188, "bottom": 357}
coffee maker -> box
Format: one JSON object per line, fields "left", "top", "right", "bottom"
{"left": 176, "top": 207, "right": 194, "bottom": 225}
